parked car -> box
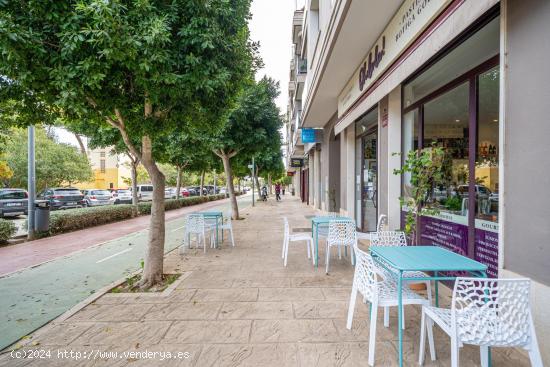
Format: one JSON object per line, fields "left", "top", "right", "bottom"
{"left": 0, "top": 188, "right": 28, "bottom": 218}
{"left": 165, "top": 188, "right": 177, "bottom": 199}
{"left": 82, "top": 189, "right": 114, "bottom": 207}
{"left": 135, "top": 185, "right": 154, "bottom": 201}
{"left": 180, "top": 188, "right": 190, "bottom": 197}
{"left": 219, "top": 187, "right": 227, "bottom": 195}
{"left": 111, "top": 189, "right": 133, "bottom": 204}
{"left": 186, "top": 187, "right": 198, "bottom": 196}
{"left": 37, "top": 187, "right": 85, "bottom": 210}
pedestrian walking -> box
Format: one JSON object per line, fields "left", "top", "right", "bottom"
{"left": 275, "top": 183, "right": 282, "bottom": 201}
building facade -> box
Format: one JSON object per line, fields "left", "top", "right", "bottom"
{"left": 283, "top": 0, "right": 550, "bottom": 363}
{"left": 76, "top": 147, "right": 131, "bottom": 190}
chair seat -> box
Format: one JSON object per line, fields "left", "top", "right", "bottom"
{"left": 289, "top": 233, "right": 312, "bottom": 242}
{"left": 377, "top": 280, "right": 430, "bottom": 307}
{"left": 424, "top": 306, "right": 452, "bottom": 335}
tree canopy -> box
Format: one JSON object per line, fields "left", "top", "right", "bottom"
{"left": 0, "top": 0, "right": 258, "bottom": 287}
{"left": 3, "top": 128, "right": 92, "bottom": 191}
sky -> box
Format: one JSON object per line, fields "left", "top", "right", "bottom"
{"left": 56, "top": 1, "right": 301, "bottom": 147}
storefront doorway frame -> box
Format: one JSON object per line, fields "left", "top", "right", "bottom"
{"left": 401, "top": 8, "right": 500, "bottom": 260}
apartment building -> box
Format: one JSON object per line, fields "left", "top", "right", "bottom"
{"left": 283, "top": 0, "right": 550, "bottom": 363}
{"left": 76, "top": 147, "right": 131, "bottom": 190}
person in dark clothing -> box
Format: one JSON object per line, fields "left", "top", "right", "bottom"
{"left": 275, "top": 183, "right": 281, "bottom": 201}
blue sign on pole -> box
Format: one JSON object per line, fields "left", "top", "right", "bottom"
{"left": 301, "top": 128, "right": 317, "bottom": 143}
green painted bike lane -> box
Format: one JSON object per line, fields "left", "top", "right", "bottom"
{"left": 0, "top": 195, "right": 252, "bottom": 350}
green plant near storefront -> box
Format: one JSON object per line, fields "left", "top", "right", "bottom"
{"left": 393, "top": 145, "right": 446, "bottom": 244}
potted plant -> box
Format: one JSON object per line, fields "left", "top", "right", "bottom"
{"left": 393, "top": 145, "right": 446, "bottom": 245}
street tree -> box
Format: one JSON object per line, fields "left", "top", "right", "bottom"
{"left": 213, "top": 77, "right": 282, "bottom": 219}
{"left": 0, "top": 0, "right": 256, "bottom": 287}
{"left": 3, "top": 128, "right": 92, "bottom": 191}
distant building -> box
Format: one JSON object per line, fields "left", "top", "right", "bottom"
{"left": 76, "top": 148, "right": 131, "bottom": 189}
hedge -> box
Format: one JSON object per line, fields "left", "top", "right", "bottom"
{"left": 47, "top": 193, "right": 235, "bottom": 236}
{"left": 0, "top": 219, "right": 16, "bottom": 244}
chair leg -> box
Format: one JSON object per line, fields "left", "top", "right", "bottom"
{"left": 338, "top": 244, "right": 342, "bottom": 259}
{"left": 229, "top": 227, "right": 235, "bottom": 247}
{"left": 451, "top": 336, "right": 459, "bottom": 367}
{"left": 306, "top": 239, "right": 311, "bottom": 259}
{"left": 426, "top": 280, "right": 433, "bottom": 305}
{"left": 383, "top": 307, "right": 389, "bottom": 327}
{"left": 368, "top": 302, "right": 378, "bottom": 366}
{"left": 282, "top": 236, "right": 286, "bottom": 259}
{"left": 527, "top": 315, "right": 544, "bottom": 367}
{"left": 402, "top": 304, "right": 406, "bottom": 330}
{"left": 419, "top": 309, "right": 427, "bottom": 365}
{"left": 480, "top": 345, "right": 489, "bottom": 367}
{"left": 325, "top": 244, "right": 330, "bottom": 274}
{"left": 346, "top": 286, "right": 358, "bottom": 329}
{"left": 310, "top": 240, "right": 315, "bottom": 265}
{"left": 427, "top": 318, "right": 436, "bottom": 361}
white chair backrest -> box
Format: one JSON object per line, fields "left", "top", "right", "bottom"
{"left": 452, "top": 278, "right": 532, "bottom": 347}
{"left": 351, "top": 244, "right": 379, "bottom": 302}
{"left": 327, "top": 211, "right": 340, "bottom": 217}
{"left": 186, "top": 214, "right": 205, "bottom": 234}
{"left": 327, "top": 219, "right": 356, "bottom": 247}
{"left": 370, "top": 231, "right": 407, "bottom": 247}
{"left": 376, "top": 214, "right": 388, "bottom": 232}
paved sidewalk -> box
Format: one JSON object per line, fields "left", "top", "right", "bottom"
{"left": 0, "top": 197, "right": 238, "bottom": 276}
{"left": 0, "top": 196, "right": 531, "bottom": 366}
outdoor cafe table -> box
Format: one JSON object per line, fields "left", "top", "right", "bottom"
{"left": 196, "top": 211, "right": 223, "bottom": 247}
{"left": 310, "top": 216, "right": 353, "bottom": 267}
{"left": 369, "top": 245, "right": 488, "bottom": 367}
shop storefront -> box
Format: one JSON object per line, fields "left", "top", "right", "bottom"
{"left": 401, "top": 11, "right": 500, "bottom": 276}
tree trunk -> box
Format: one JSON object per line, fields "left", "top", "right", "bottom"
{"left": 130, "top": 160, "right": 139, "bottom": 206}
{"left": 220, "top": 154, "right": 239, "bottom": 220}
{"left": 139, "top": 136, "right": 165, "bottom": 288}
{"left": 255, "top": 168, "right": 261, "bottom": 198}
{"left": 175, "top": 165, "right": 182, "bottom": 199}
{"left": 74, "top": 134, "right": 87, "bottom": 155}
{"left": 268, "top": 174, "right": 272, "bottom": 194}
{"left": 200, "top": 170, "right": 205, "bottom": 196}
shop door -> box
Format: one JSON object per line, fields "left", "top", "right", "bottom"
{"left": 361, "top": 129, "right": 378, "bottom": 231}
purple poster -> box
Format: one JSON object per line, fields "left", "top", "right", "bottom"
{"left": 474, "top": 228, "right": 498, "bottom": 278}
{"left": 419, "top": 215, "right": 468, "bottom": 256}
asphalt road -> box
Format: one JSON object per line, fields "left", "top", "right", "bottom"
{"left": 0, "top": 194, "right": 253, "bottom": 351}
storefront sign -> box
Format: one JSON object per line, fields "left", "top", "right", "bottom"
{"left": 401, "top": 211, "right": 499, "bottom": 278}
{"left": 287, "top": 171, "right": 295, "bottom": 177}
{"left": 301, "top": 128, "right": 321, "bottom": 143}
{"left": 338, "top": 0, "right": 452, "bottom": 117}
{"left": 290, "top": 158, "right": 304, "bottom": 168}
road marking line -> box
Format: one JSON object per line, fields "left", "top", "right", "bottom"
{"left": 96, "top": 248, "right": 133, "bottom": 264}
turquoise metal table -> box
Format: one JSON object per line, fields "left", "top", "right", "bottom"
{"left": 369, "top": 245, "right": 488, "bottom": 367}
{"left": 310, "top": 216, "right": 353, "bottom": 267}
{"left": 197, "top": 211, "right": 223, "bottom": 247}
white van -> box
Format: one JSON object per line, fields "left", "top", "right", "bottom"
{"left": 135, "top": 185, "right": 154, "bottom": 201}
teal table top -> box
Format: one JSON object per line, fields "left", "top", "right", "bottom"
{"left": 370, "top": 246, "right": 487, "bottom": 273}
{"left": 197, "top": 211, "right": 223, "bottom": 217}
{"left": 311, "top": 216, "right": 353, "bottom": 225}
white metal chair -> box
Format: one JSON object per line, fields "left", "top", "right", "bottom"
{"left": 376, "top": 214, "right": 388, "bottom": 232}
{"left": 419, "top": 277, "right": 543, "bottom": 367}
{"left": 346, "top": 244, "right": 431, "bottom": 366}
{"left": 219, "top": 211, "right": 235, "bottom": 247}
{"left": 325, "top": 219, "right": 356, "bottom": 274}
{"left": 181, "top": 214, "right": 214, "bottom": 253}
{"left": 356, "top": 214, "right": 389, "bottom": 241}
{"left": 317, "top": 211, "right": 340, "bottom": 237}
{"left": 282, "top": 217, "right": 314, "bottom": 267}
{"left": 369, "top": 230, "right": 433, "bottom": 329}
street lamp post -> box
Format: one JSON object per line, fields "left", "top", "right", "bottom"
{"left": 27, "top": 125, "right": 36, "bottom": 240}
